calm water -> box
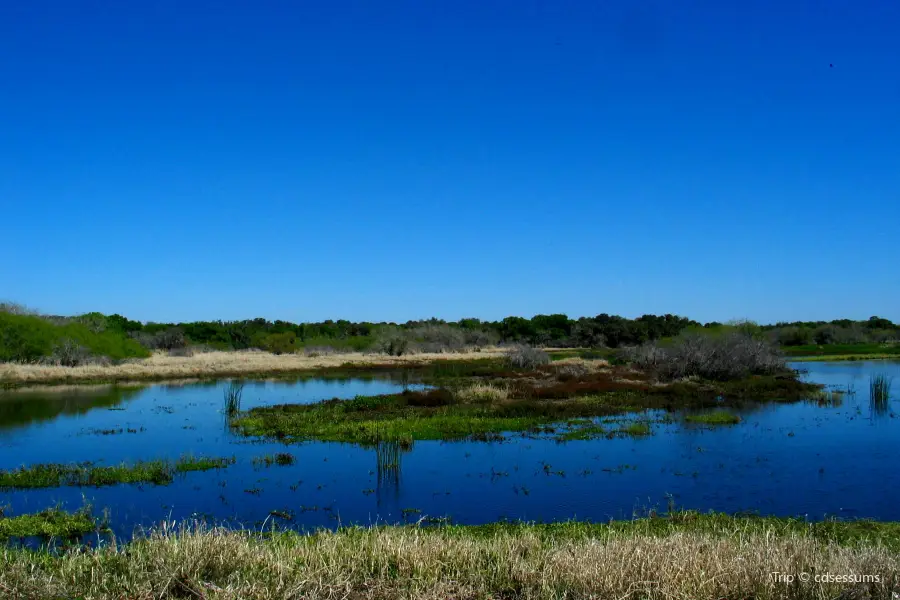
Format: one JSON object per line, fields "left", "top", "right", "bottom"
{"left": 0, "top": 362, "right": 897, "bottom": 539}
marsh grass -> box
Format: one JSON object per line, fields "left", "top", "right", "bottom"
{"left": 0, "top": 508, "right": 97, "bottom": 540}
{"left": 0, "top": 456, "right": 235, "bottom": 489}
{"left": 685, "top": 410, "right": 741, "bottom": 425}
{"left": 870, "top": 374, "right": 893, "bottom": 403}
{"left": 2, "top": 513, "right": 898, "bottom": 599}
{"left": 223, "top": 381, "right": 244, "bottom": 417}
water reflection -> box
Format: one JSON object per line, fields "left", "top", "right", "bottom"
{"left": 0, "top": 385, "right": 146, "bottom": 431}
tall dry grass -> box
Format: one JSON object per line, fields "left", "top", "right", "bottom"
{"left": 0, "top": 521, "right": 896, "bottom": 599}
{"left": 0, "top": 348, "right": 509, "bottom": 386}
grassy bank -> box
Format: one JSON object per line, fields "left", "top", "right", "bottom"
{"left": 1, "top": 513, "right": 898, "bottom": 599}
{"left": 0, "top": 456, "right": 235, "bottom": 489}
{"left": 785, "top": 343, "right": 900, "bottom": 361}
{"left": 0, "top": 349, "right": 509, "bottom": 387}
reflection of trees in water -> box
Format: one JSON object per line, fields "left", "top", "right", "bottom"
{"left": 375, "top": 440, "right": 412, "bottom": 505}
{"left": 0, "top": 385, "right": 147, "bottom": 431}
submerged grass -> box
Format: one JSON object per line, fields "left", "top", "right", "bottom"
{"left": 685, "top": 410, "right": 741, "bottom": 425}
{"left": 0, "top": 456, "right": 235, "bottom": 489}
{"left": 1, "top": 513, "right": 899, "bottom": 599}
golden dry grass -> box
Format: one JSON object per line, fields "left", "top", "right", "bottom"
{"left": 0, "top": 348, "right": 510, "bottom": 386}
{"left": 1, "top": 522, "right": 897, "bottom": 599}
{"left": 454, "top": 381, "right": 511, "bottom": 403}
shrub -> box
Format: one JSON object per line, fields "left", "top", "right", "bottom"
{"left": 49, "top": 338, "right": 92, "bottom": 367}
{"left": 506, "top": 344, "right": 551, "bottom": 370}
{"left": 131, "top": 328, "right": 187, "bottom": 351}
{"left": 620, "top": 332, "right": 786, "bottom": 381}
{"left": 168, "top": 347, "right": 195, "bottom": 357}
{"left": 262, "top": 332, "right": 296, "bottom": 355}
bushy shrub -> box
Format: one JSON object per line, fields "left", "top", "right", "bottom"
{"left": 505, "top": 344, "right": 551, "bottom": 370}
{"left": 0, "top": 311, "right": 149, "bottom": 363}
{"left": 262, "top": 332, "right": 296, "bottom": 355}
{"left": 620, "top": 332, "right": 786, "bottom": 381}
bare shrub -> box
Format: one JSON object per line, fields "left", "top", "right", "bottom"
{"left": 130, "top": 328, "right": 187, "bottom": 351}
{"left": 621, "top": 332, "right": 786, "bottom": 381}
{"left": 48, "top": 338, "right": 92, "bottom": 367}
{"left": 506, "top": 344, "right": 551, "bottom": 370}
{"left": 168, "top": 347, "right": 194, "bottom": 358}
{"left": 0, "top": 302, "right": 36, "bottom": 315}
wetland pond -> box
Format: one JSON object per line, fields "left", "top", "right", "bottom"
{"left": 1, "top": 361, "right": 898, "bottom": 540}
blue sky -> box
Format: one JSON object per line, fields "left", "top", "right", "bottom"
{"left": 2, "top": 1, "right": 898, "bottom": 324}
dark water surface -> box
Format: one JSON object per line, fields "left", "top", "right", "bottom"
{"left": 0, "top": 361, "right": 897, "bottom": 538}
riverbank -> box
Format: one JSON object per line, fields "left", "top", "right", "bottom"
{"left": 1, "top": 513, "right": 897, "bottom": 599}
{"left": 0, "top": 349, "right": 509, "bottom": 387}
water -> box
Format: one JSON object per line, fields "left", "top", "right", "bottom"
{"left": 0, "top": 362, "right": 897, "bottom": 539}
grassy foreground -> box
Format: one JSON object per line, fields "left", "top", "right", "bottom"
{"left": 1, "top": 513, "right": 898, "bottom": 599}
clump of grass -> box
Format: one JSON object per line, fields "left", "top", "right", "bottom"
{"left": 556, "top": 424, "right": 606, "bottom": 441}
{"left": 0, "top": 507, "right": 97, "bottom": 540}
{"left": 870, "top": 373, "right": 893, "bottom": 403}
{"left": 454, "top": 382, "right": 509, "bottom": 403}
{"left": 224, "top": 381, "right": 244, "bottom": 417}
{"left": 685, "top": 410, "right": 741, "bottom": 425}
{"left": 2, "top": 513, "right": 898, "bottom": 599}
{"left": 616, "top": 421, "right": 652, "bottom": 437}
{"left": 0, "top": 456, "right": 235, "bottom": 489}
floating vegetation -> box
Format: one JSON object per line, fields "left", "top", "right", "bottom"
{"left": 685, "top": 410, "right": 741, "bottom": 425}
{"left": 0, "top": 456, "right": 235, "bottom": 489}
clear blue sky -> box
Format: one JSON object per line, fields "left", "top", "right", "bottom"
{"left": 2, "top": 1, "right": 898, "bottom": 324}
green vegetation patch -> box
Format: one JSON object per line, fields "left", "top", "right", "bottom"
{"left": 0, "top": 508, "right": 97, "bottom": 540}
{"left": 0, "top": 456, "right": 235, "bottom": 489}
{"left": 0, "top": 311, "right": 150, "bottom": 364}
{"left": 685, "top": 410, "right": 741, "bottom": 425}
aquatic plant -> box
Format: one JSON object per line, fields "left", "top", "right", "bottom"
{"left": 224, "top": 381, "right": 244, "bottom": 417}
{"left": 685, "top": 410, "right": 741, "bottom": 425}
{"left": 870, "top": 373, "right": 893, "bottom": 404}
{"left": 0, "top": 456, "right": 235, "bottom": 489}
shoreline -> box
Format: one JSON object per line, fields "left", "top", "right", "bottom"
{"left": 0, "top": 349, "right": 508, "bottom": 389}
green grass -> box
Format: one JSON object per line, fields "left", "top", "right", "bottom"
{"left": 784, "top": 343, "right": 900, "bottom": 360}
{"left": 0, "top": 508, "right": 98, "bottom": 540}
{"left": 685, "top": 410, "right": 741, "bottom": 425}
{"left": 0, "top": 456, "right": 235, "bottom": 489}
